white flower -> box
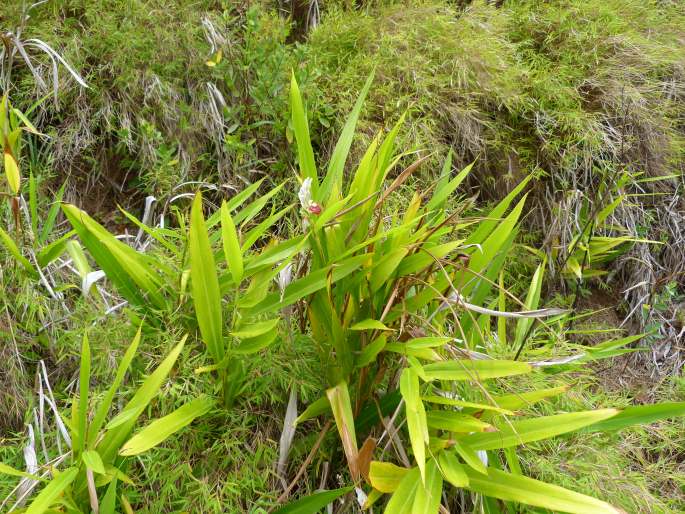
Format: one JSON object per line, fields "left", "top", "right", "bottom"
{"left": 298, "top": 177, "right": 313, "bottom": 210}
{"left": 277, "top": 262, "right": 293, "bottom": 297}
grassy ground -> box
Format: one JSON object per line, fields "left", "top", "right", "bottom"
{"left": 1, "top": 0, "right": 684, "bottom": 512}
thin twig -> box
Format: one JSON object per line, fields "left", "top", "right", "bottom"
{"left": 272, "top": 421, "right": 332, "bottom": 507}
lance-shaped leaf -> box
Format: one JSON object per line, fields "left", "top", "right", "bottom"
{"left": 0, "top": 226, "right": 37, "bottom": 277}
{"left": 438, "top": 451, "right": 469, "bottom": 487}
{"left": 98, "top": 337, "right": 186, "bottom": 463}
{"left": 62, "top": 204, "right": 153, "bottom": 307}
{"left": 327, "top": 382, "right": 360, "bottom": 480}
{"left": 369, "top": 462, "right": 409, "bottom": 493}
{"left": 221, "top": 201, "right": 243, "bottom": 284}
{"left": 247, "top": 254, "right": 370, "bottom": 316}
{"left": 463, "top": 466, "right": 623, "bottom": 514}
{"left": 189, "top": 192, "right": 224, "bottom": 364}
{"left": 460, "top": 409, "right": 619, "bottom": 450}
{"left": 320, "top": 70, "right": 374, "bottom": 202}
{"left": 426, "top": 411, "right": 492, "bottom": 433}
{"left": 25, "top": 467, "right": 78, "bottom": 514}
{"left": 384, "top": 466, "right": 421, "bottom": 513}
{"left": 412, "top": 458, "right": 443, "bottom": 514}
{"left": 4, "top": 147, "right": 20, "bottom": 194}
{"left": 423, "top": 360, "right": 532, "bottom": 382}
{"left": 0, "top": 462, "right": 42, "bottom": 481}
{"left": 120, "top": 396, "right": 213, "bottom": 456}
{"left": 82, "top": 450, "right": 106, "bottom": 474}
{"left": 400, "top": 368, "right": 428, "bottom": 482}
{"left": 273, "top": 486, "right": 353, "bottom": 514}
{"left": 290, "top": 72, "right": 317, "bottom": 192}
{"left": 87, "top": 326, "right": 142, "bottom": 446}
{"left": 513, "top": 261, "right": 545, "bottom": 350}
{"left": 583, "top": 402, "right": 685, "bottom": 433}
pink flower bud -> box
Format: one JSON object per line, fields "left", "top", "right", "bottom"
{"left": 308, "top": 203, "right": 322, "bottom": 215}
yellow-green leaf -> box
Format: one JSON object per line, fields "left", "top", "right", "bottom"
{"left": 290, "top": 72, "right": 317, "bottom": 190}
{"left": 356, "top": 335, "right": 387, "bottom": 368}
{"left": 350, "top": 319, "right": 393, "bottom": 331}
{"left": 412, "top": 458, "right": 442, "bottom": 514}
{"left": 230, "top": 318, "right": 279, "bottom": 339}
{"left": 400, "top": 368, "right": 428, "bottom": 482}
{"left": 189, "top": 192, "right": 224, "bottom": 364}
{"left": 384, "top": 466, "right": 421, "bottom": 514}
{"left": 120, "top": 396, "right": 213, "bottom": 456}
{"left": 461, "top": 409, "right": 619, "bottom": 450}
{"left": 82, "top": 450, "right": 106, "bottom": 474}
{"left": 4, "top": 149, "right": 20, "bottom": 194}
{"left": 438, "top": 451, "right": 468, "bottom": 488}
{"left": 221, "top": 201, "right": 243, "bottom": 284}
{"left": 327, "top": 382, "right": 359, "bottom": 480}
{"left": 369, "top": 461, "right": 409, "bottom": 493}
{"left": 0, "top": 462, "right": 41, "bottom": 481}
{"left": 426, "top": 411, "right": 492, "bottom": 433}
{"left": 463, "top": 466, "right": 622, "bottom": 514}
{"left": 233, "top": 330, "right": 279, "bottom": 354}
{"left": 423, "top": 360, "right": 532, "bottom": 382}
{"left": 25, "top": 467, "right": 78, "bottom": 514}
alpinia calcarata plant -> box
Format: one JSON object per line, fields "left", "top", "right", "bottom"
{"left": 280, "top": 72, "right": 685, "bottom": 513}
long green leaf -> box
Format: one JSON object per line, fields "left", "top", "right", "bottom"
{"left": 426, "top": 161, "right": 473, "bottom": 212}
{"left": 320, "top": 70, "right": 375, "bottom": 202}
{"left": 489, "top": 386, "right": 568, "bottom": 411}
{"left": 120, "top": 396, "right": 213, "bottom": 456}
{"left": 0, "top": 226, "right": 36, "bottom": 277}
{"left": 461, "top": 409, "right": 619, "bottom": 450}
{"left": 76, "top": 334, "right": 91, "bottom": 455}
{"left": 384, "top": 466, "right": 421, "bottom": 514}
{"left": 584, "top": 402, "right": 685, "bottom": 433}
{"left": 412, "top": 458, "right": 442, "bottom": 514}
{"left": 189, "top": 192, "right": 224, "bottom": 364}
{"left": 327, "top": 382, "right": 359, "bottom": 480}
{"left": 290, "top": 72, "right": 317, "bottom": 191}
{"left": 400, "top": 368, "right": 428, "bottom": 482}
{"left": 438, "top": 451, "right": 468, "bottom": 487}
{"left": 230, "top": 318, "right": 280, "bottom": 338}
{"left": 98, "top": 337, "right": 186, "bottom": 463}
{"left": 423, "top": 360, "right": 532, "bottom": 381}
{"left": 39, "top": 182, "right": 66, "bottom": 244}
{"left": 0, "top": 462, "right": 42, "bottom": 481}
{"left": 220, "top": 201, "right": 243, "bottom": 284}
{"left": 62, "top": 204, "right": 146, "bottom": 306}
{"left": 426, "top": 411, "right": 491, "bottom": 433}
{"left": 513, "top": 262, "right": 545, "bottom": 349}
{"left": 463, "top": 467, "right": 622, "bottom": 514}
{"left": 25, "top": 467, "right": 78, "bottom": 514}
{"left": 247, "top": 254, "right": 370, "bottom": 316}
{"left": 272, "top": 487, "right": 353, "bottom": 514}
{"left": 87, "top": 326, "right": 142, "bottom": 447}
{"left": 82, "top": 450, "right": 106, "bottom": 474}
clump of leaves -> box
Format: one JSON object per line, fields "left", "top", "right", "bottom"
{"left": 0, "top": 326, "right": 211, "bottom": 513}
{"left": 278, "top": 72, "right": 685, "bottom": 513}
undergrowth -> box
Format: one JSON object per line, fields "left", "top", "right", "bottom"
{"left": 1, "top": 0, "right": 684, "bottom": 513}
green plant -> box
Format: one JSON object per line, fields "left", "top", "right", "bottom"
{"left": 0, "top": 326, "right": 210, "bottom": 513}
{"left": 23, "top": 70, "right": 685, "bottom": 514}
{"left": 277, "top": 72, "right": 685, "bottom": 513}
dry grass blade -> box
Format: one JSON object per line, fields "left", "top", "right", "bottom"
{"left": 374, "top": 154, "right": 432, "bottom": 209}
{"left": 277, "top": 388, "right": 298, "bottom": 486}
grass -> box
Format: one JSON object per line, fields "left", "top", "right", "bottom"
{"left": 522, "top": 374, "right": 685, "bottom": 513}
{"left": 1, "top": 0, "right": 684, "bottom": 512}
